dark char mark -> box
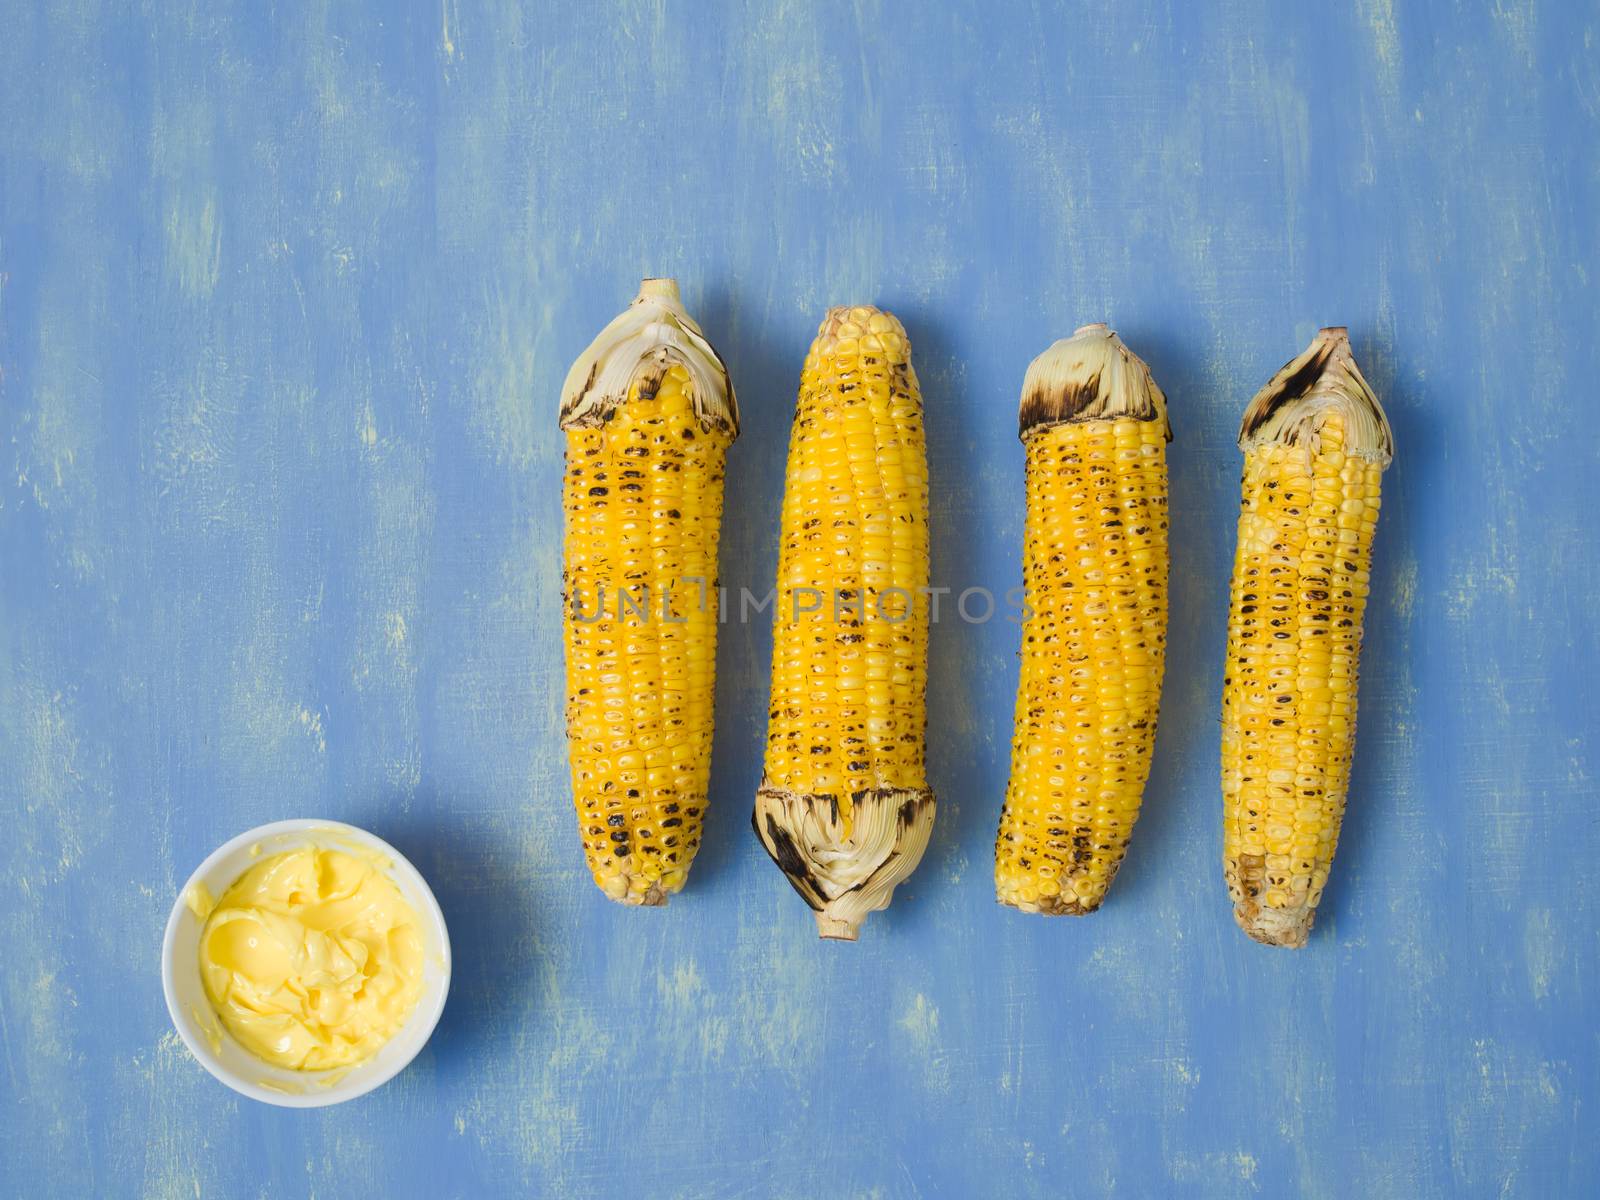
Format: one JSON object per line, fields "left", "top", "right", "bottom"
{"left": 1240, "top": 341, "right": 1336, "bottom": 444}
{"left": 1018, "top": 368, "right": 1102, "bottom": 438}
{"left": 756, "top": 810, "right": 825, "bottom": 911}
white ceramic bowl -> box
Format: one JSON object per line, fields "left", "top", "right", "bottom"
{"left": 161, "top": 819, "right": 452, "bottom": 1108}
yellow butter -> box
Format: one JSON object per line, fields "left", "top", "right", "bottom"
{"left": 184, "top": 882, "right": 215, "bottom": 920}
{"left": 198, "top": 846, "right": 424, "bottom": 1071}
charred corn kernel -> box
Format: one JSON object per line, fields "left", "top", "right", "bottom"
{"left": 560, "top": 279, "right": 737, "bottom": 906}
{"left": 1222, "top": 326, "right": 1393, "bottom": 948}
{"left": 753, "top": 305, "right": 936, "bottom": 940}
{"left": 994, "top": 325, "right": 1171, "bottom": 916}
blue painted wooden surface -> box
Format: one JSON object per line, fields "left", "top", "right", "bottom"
{"left": 3, "top": 2, "right": 1596, "bottom": 1196}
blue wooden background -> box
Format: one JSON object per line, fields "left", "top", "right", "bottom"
{"left": 3, "top": 2, "right": 1596, "bottom": 1196}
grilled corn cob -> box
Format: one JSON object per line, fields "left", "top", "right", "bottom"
{"left": 753, "top": 305, "right": 935, "bottom": 940}
{"left": 1221, "top": 326, "right": 1393, "bottom": 947}
{"left": 994, "top": 325, "right": 1171, "bottom": 915}
{"left": 560, "top": 278, "right": 738, "bottom": 905}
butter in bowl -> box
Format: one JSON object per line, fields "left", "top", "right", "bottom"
{"left": 162, "top": 819, "right": 451, "bottom": 1107}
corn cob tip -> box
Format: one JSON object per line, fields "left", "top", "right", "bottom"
{"left": 1018, "top": 324, "right": 1170, "bottom": 441}
{"left": 814, "top": 304, "right": 910, "bottom": 349}
{"left": 997, "top": 888, "right": 1110, "bottom": 918}
{"left": 1233, "top": 898, "right": 1313, "bottom": 949}
{"left": 1239, "top": 327, "right": 1393, "bottom": 465}
{"left": 589, "top": 863, "right": 685, "bottom": 908}
{"left": 753, "top": 784, "right": 936, "bottom": 940}
{"left": 560, "top": 278, "right": 738, "bottom": 436}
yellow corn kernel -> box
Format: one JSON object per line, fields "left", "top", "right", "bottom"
{"left": 560, "top": 279, "right": 737, "bottom": 906}
{"left": 995, "top": 325, "right": 1171, "bottom": 915}
{"left": 754, "top": 305, "right": 936, "bottom": 940}
{"left": 1222, "top": 327, "right": 1393, "bottom": 947}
